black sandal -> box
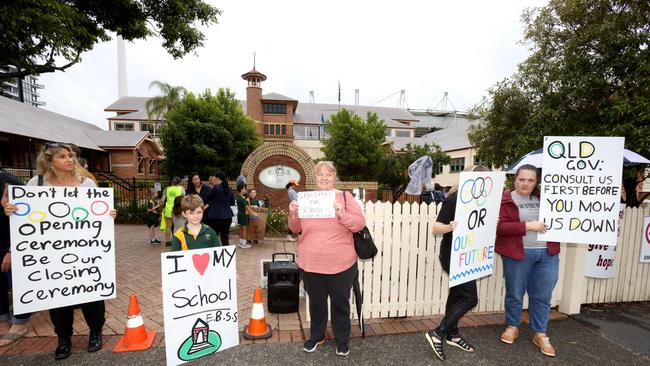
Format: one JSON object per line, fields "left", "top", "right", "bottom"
{"left": 446, "top": 335, "right": 475, "bottom": 352}
{"left": 425, "top": 330, "right": 446, "bottom": 361}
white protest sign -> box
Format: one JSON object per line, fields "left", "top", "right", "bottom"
{"left": 298, "top": 191, "right": 335, "bottom": 219}
{"left": 539, "top": 136, "right": 624, "bottom": 245}
{"left": 161, "top": 246, "right": 238, "bottom": 365}
{"left": 8, "top": 185, "right": 115, "bottom": 314}
{"left": 449, "top": 172, "right": 505, "bottom": 287}
{"left": 640, "top": 216, "right": 650, "bottom": 263}
{"left": 584, "top": 204, "right": 625, "bottom": 278}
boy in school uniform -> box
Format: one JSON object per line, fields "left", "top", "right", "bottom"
{"left": 171, "top": 195, "right": 221, "bottom": 251}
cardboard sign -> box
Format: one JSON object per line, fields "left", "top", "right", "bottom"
{"left": 298, "top": 191, "right": 335, "bottom": 219}
{"left": 161, "top": 246, "right": 238, "bottom": 365}
{"left": 449, "top": 172, "right": 505, "bottom": 287}
{"left": 8, "top": 185, "right": 115, "bottom": 314}
{"left": 584, "top": 204, "right": 625, "bottom": 278}
{"left": 640, "top": 216, "right": 650, "bottom": 263}
{"left": 539, "top": 136, "right": 624, "bottom": 245}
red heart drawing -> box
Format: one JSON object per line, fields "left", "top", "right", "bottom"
{"left": 192, "top": 253, "right": 210, "bottom": 276}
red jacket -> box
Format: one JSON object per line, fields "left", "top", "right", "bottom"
{"left": 495, "top": 190, "right": 560, "bottom": 260}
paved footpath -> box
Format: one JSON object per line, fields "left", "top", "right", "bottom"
{"left": 4, "top": 317, "right": 650, "bottom": 365}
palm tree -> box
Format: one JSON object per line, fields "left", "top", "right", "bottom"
{"left": 145, "top": 81, "right": 187, "bottom": 135}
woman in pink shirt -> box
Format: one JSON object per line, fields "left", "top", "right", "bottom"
{"left": 288, "top": 161, "right": 365, "bottom": 357}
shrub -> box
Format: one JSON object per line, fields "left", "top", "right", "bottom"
{"left": 266, "top": 208, "right": 288, "bottom": 235}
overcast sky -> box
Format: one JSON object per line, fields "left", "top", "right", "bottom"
{"left": 38, "top": 0, "right": 548, "bottom": 129}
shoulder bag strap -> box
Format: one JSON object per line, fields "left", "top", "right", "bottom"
{"left": 177, "top": 229, "right": 189, "bottom": 251}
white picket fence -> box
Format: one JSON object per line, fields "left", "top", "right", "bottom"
{"left": 306, "top": 201, "right": 649, "bottom": 322}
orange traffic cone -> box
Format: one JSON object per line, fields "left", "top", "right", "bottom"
{"left": 243, "top": 288, "right": 273, "bottom": 340}
{"left": 114, "top": 294, "right": 156, "bottom": 352}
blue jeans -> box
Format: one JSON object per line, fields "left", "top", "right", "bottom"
{"left": 502, "top": 249, "right": 559, "bottom": 333}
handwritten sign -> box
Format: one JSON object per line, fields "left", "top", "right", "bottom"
{"left": 539, "top": 136, "right": 624, "bottom": 245}
{"left": 298, "top": 191, "right": 335, "bottom": 219}
{"left": 8, "top": 185, "right": 115, "bottom": 314}
{"left": 640, "top": 216, "right": 650, "bottom": 263}
{"left": 161, "top": 246, "right": 238, "bottom": 365}
{"left": 584, "top": 204, "right": 625, "bottom": 278}
{"left": 449, "top": 172, "right": 505, "bottom": 287}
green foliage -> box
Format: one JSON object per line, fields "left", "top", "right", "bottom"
{"left": 0, "top": 0, "right": 221, "bottom": 81}
{"left": 469, "top": 0, "right": 650, "bottom": 169}
{"left": 377, "top": 143, "right": 450, "bottom": 202}
{"left": 265, "top": 208, "right": 288, "bottom": 235}
{"left": 159, "top": 88, "right": 262, "bottom": 179}
{"left": 146, "top": 81, "right": 187, "bottom": 122}
{"left": 322, "top": 109, "right": 388, "bottom": 181}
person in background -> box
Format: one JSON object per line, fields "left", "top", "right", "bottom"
{"left": 161, "top": 176, "right": 184, "bottom": 246}
{"left": 496, "top": 164, "right": 560, "bottom": 357}
{"left": 425, "top": 166, "right": 489, "bottom": 361}
{"left": 236, "top": 184, "right": 251, "bottom": 249}
{"left": 3, "top": 142, "right": 116, "bottom": 360}
{"left": 433, "top": 183, "right": 445, "bottom": 204}
{"left": 208, "top": 175, "right": 218, "bottom": 188}
{"left": 288, "top": 161, "right": 365, "bottom": 357}
{"left": 171, "top": 195, "right": 220, "bottom": 251}
{"left": 286, "top": 179, "right": 299, "bottom": 242}
{"left": 236, "top": 170, "right": 248, "bottom": 187}
{"left": 0, "top": 171, "right": 30, "bottom": 347}
{"left": 186, "top": 172, "right": 210, "bottom": 201}
{"left": 171, "top": 195, "right": 187, "bottom": 238}
{"left": 204, "top": 171, "right": 235, "bottom": 246}
{"left": 145, "top": 188, "right": 161, "bottom": 245}
{"left": 247, "top": 189, "right": 262, "bottom": 244}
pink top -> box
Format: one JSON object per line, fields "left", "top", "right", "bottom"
{"left": 288, "top": 191, "right": 366, "bottom": 274}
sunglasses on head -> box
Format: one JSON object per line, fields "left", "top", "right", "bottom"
{"left": 45, "top": 142, "right": 63, "bottom": 149}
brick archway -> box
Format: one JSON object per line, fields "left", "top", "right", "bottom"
{"left": 242, "top": 141, "right": 316, "bottom": 188}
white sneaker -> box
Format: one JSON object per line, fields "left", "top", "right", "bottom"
{"left": 286, "top": 235, "right": 297, "bottom": 242}
{"left": 239, "top": 242, "right": 252, "bottom": 249}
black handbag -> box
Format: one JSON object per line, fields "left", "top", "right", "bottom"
{"left": 343, "top": 192, "right": 378, "bottom": 259}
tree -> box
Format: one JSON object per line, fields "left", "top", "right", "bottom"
{"left": 145, "top": 81, "right": 187, "bottom": 122}
{"left": 158, "top": 88, "right": 262, "bottom": 179}
{"left": 468, "top": 0, "right": 650, "bottom": 204}
{"left": 377, "top": 143, "right": 450, "bottom": 202}
{"left": 322, "top": 109, "right": 387, "bottom": 181}
{"left": 0, "top": 0, "right": 221, "bottom": 81}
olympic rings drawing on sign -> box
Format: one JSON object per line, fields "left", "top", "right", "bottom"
{"left": 10, "top": 201, "right": 107, "bottom": 222}
{"left": 460, "top": 177, "right": 494, "bottom": 206}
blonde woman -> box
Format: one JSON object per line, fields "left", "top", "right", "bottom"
{"left": 288, "top": 161, "right": 365, "bottom": 357}
{"left": 3, "top": 142, "right": 116, "bottom": 360}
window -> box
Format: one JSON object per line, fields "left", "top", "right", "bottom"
{"left": 450, "top": 158, "right": 465, "bottom": 172}
{"left": 281, "top": 125, "right": 286, "bottom": 135}
{"left": 115, "top": 122, "right": 134, "bottom": 131}
{"left": 275, "top": 125, "right": 281, "bottom": 135}
{"left": 263, "top": 103, "right": 287, "bottom": 114}
{"left": 148, "top": 160, "right": 155, "bottom": 175}
{"left": 294, "top": 125, "right": 321, "bottom": 139}
{"left": 474, "top": 156, "right": 485, "bottom": 167}
{"left": 140, "top": 122, "right": 153, "bottom": 132}
{"left": 137, "top": 154, "right": 145, "bottom": 174}
{"left": 394, "top": 130, "right": 411, "bottom": 137}
{"left": 264, "top": 124, "right": 269, "bottom": 134}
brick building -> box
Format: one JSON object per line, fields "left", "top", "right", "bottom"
{"left": 0, "top": 96, "right": 162, "bottom": 179}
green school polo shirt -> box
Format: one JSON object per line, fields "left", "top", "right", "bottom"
{"left": 171, "top": 224, "right": 221, "bottom": 251}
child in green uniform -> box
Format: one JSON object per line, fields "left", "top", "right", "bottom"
{"left": 145, "top": 188, "right": 161, "bottom": 244}
{"left": 236, "top": 184, "right": 250, "bottom": 249}
{"left": 171, "top": 195, "right": 221, "bottom": 251}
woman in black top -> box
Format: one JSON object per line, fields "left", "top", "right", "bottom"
{"left": 203, "top": 171, "right": 235, "bottom": 245}
{"left": 425, "top": 166, "right": 488, "bottom": 361}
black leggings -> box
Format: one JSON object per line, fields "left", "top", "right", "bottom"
{"left": 300, "top": 263, "right": 358, "bottom": 345}
{"left": 205, "top": 218, "right": 232, "bottom": 246}
{"left": 435, "top": 277, "right": 478, "bottom": 337}
{"left": 49, "top": 300, "right": 105, "bottom": 339}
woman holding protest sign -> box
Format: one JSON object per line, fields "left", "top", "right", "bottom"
{"left": 3, "top": 142, "right": 117, "bottom": 359}
{"left": 496, "top": 164, "right": 559, "bottom": 357}
{"left": 425, "top": 165, "right": 488, "bottom": 361}
{"left": 288, "top": 161, "right": 365, "bottom": 357}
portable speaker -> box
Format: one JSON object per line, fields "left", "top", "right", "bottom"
{"left": 267, "top": 253, "right": 300, "bottom": 314}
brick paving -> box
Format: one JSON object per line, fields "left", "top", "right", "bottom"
{"left": 0, "top": 224, "right": 566, "bottom": 355}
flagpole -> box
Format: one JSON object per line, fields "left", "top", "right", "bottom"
{"left": 338, "top": 80, "right": 341, "bottom": 111}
